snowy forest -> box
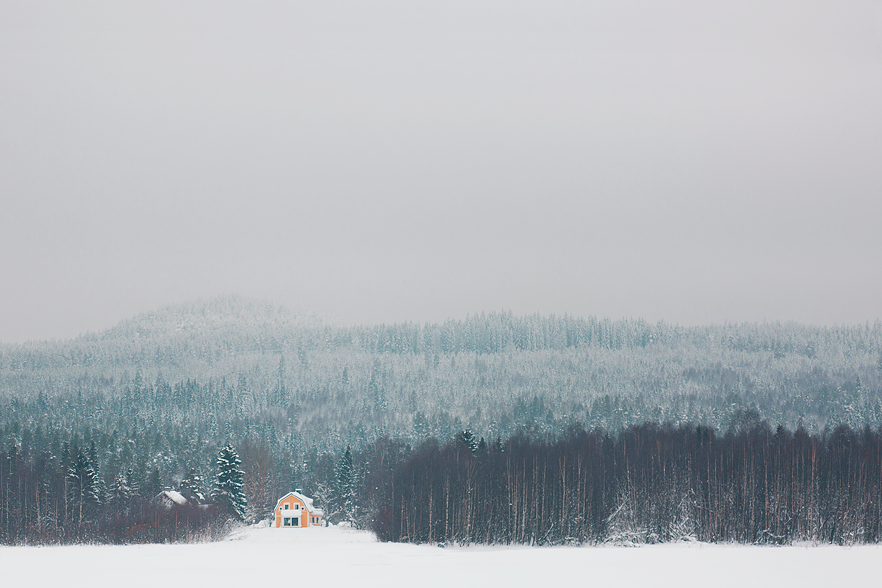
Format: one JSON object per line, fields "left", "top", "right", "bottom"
{"left": 377, "top": 420, "right": 882, "bottom": 545}
{"left": 2, "top": 296, "right": 882, "bottom": 544}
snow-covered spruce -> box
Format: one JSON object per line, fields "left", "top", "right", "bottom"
{"left": 211, "top": 444, "right": 247, "bottom": 521}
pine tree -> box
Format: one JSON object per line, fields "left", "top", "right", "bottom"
{"left": 334, "top": 446, "right": 356, "bottom": 524}
{"left": 109, "top": 470, "right": 131, "bottom": 504}
{"left": 212, "top": 444, "right": 247, "bottom": 521}
{"left": 144, "top": 466, "right": 161, "bottom": 498}
{"left": 88, "top": 440, "right": 107, "bottom": 505}
{"left": 107, "top": 467, "right": 133, "bottom": 520}
{"left": 455, "top": 429, "right": 478, "bottom": 453}
{"left": 178, "top": 467, "right": 206, "bottom": 503}
{"left": 125, "top": 467, "right": 140, "bottom": 498}
{"left": 68, "top": 448, "right": 101, "bottom": 527}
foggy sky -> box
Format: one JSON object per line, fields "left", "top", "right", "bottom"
{"left": 2, "top": 1, "right": 881, "bottom": 343}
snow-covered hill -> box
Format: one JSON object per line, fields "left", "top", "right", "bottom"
{"left": 0, "top": 295, "right": 345, "bottom": 378}
{"left": 102, "top": 295, "right": 341, "bottom": 341}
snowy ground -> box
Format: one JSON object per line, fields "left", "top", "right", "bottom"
{"left": 2, "top": 526, "right": 879, "bottom": 587}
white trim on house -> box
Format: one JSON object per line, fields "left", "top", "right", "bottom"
{"left": 273, "top": 491, "right": 325, "bottom": 517}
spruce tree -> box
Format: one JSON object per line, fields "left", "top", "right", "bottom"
{"left": 125, "top": 468, "right": 140, "bottom": 498}
{"left": 108, "top": 469, "right": 131, "bottom": 517}
{"left": 144, "top": 466, "right": 161, "bottom": 498}
{"left": 212, "top": 444, "right": 247, "bottom": 521}
{"left": 88, "top": 441, "right": 107, "bottom": 505}
{"left": 455, "top": 429, "right": 478, "bottom": 453}
{"left": 334, "top": 446, "right": 356, "bottom": 524}
{"left": 178, "top": 467, "right": 206, "bottom": 503}
{"left": 68, "top": 448, "right": 101, "bottom": 526}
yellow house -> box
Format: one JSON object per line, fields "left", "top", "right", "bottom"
{"left": 273, "top": 490, "right": 324, "bottom": 528}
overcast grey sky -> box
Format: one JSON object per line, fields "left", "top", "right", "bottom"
{"left": 1, "top": 1, "right": 881, "bottom": 343}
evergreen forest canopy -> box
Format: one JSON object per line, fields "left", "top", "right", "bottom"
{"left": 2, "top": 295, "right": 882, "bottom": 544}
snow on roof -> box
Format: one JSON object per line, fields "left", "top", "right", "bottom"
{"left": 274, "top": 491, "right": 324, "bottom": 516}
{"left": 159, "top": 489, "right": 188, "bottom": 506}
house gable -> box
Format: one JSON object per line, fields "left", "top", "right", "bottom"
{"left": 273, "top": 491, "right": 324, "bottom": 528}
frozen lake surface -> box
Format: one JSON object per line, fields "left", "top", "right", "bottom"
{"left": 1, "top": 526, "right": 878, "bottom": 587}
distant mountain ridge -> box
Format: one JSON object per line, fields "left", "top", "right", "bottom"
{"left": 97, "top": 295, "right": 341, "bottom": 340}
{"left": 1, "top": 295, "right": 881, "bottom": 443}
{"left": 0, "top": 295, "right": 345, "bottom": 379}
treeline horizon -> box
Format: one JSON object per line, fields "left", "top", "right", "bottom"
{"left": 4, "top": 414, "right": 882, "bottom": 546}
{"left": 375, "top": 415, "right": 882, "bottom": 545}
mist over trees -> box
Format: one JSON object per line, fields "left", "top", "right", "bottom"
{"left": 1, "top": 296, "right": 881, "bottom": 544}
{"left": 3, "top": 296, "right": 881, "bottom": 442}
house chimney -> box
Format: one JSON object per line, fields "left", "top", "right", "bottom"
{"left": 295, "top": 488, "right": 302, "bottom": 494}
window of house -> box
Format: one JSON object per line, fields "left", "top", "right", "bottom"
{"left": 292, "top": 517, "right": 299, "bottom": 526}
{"left": 283, "top": 518, "right": 291, "bottom": 526}
{"left": 284, "top": 504, "right": 289, "bottom": 510}
{"left": 295, "top": 503, "right": 299, "bottom": 509}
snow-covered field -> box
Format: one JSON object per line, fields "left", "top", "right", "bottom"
{"left": 2, "top": 526, "right": 878, "bottom": 587}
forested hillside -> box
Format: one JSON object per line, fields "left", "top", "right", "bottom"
{"left": 1, "top": 296, "right": 881, "bottom": 543}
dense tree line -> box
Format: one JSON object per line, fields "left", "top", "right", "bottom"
{"left": 5, "top": 413, "right": 882, "bottom": 547}
{"left": 375, "top": 417, "right": 882, "bottom": 545}
{"left": 0, "top": 418, "right": 408, "bottom": 545}
{"left": 0, "top": 439, "right": 243, "bottom": 544}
